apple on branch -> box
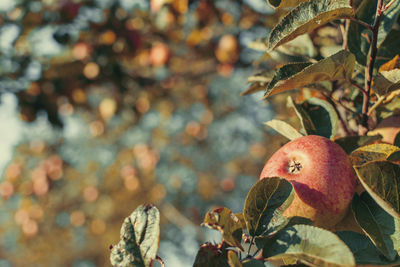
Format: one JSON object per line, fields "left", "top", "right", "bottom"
{"left": 260, "top": 135, "right": 356, "bottom": 229}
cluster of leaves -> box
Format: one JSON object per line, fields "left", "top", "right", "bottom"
{"left": 110, "top": 0, "right": 400, "bottom": 266}
{"left": 114, "top": 167, "right": 399, "bottom": 266}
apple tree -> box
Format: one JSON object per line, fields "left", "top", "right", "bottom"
{"left": 110, "top": 0, "right": 400, "bottom": 266}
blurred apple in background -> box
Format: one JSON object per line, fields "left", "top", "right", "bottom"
{"left": 60, "top": 0, "right": 81, "bottom": 20}
{"left": 368, "top": 115, "right": 400, "bottom": 144}
{"left": 215, "top": 34, "right": 239, "bottom": 64}
{"left": 150, "top": 42, "right": 170, "bottom": 67}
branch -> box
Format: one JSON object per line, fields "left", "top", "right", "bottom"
{"left": 348, "top": 17, "right": 374, "bottom": 31}
{"left": 360, "top": 0, "right": 385, "bottom": 134}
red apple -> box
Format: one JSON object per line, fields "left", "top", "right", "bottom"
{"left": 260, "top": 135, "right": 356, "bottom": 229}
{"left": 368, "top": 115, "right": 400, "bottom": 144}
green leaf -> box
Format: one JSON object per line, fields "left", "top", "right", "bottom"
{"left": 376, "top": 95, "right": 400, "bottom": 121}
{"left": 227, "top": 251, "right": 242, "bottom": 267}
{"left": 267, "top": 0, "right": 353, "bottom": 51}
{"left": 254, "top": 216, "right": 313, "bottom": 249}
{"left": 377, "top": 0, "right": 400, "bottom": 46}
{"left": 110, "top": 204, "right": 160, "bottom": 267}
{"left": 262, "top": 224, "right": 355, "bottom": 267}
{"left": 193, "top": 243, "right": 230, "bottom": 267}
{"left": 387, "top": 151, "right": 400, "bottom": 162}
{"left": 334, "top": 135, "right": 383, "bottom": 154}
{"left": 243, "top": 177, "right": 294, "bottom": 237}
{"left": 347, "top": 0, "right": 376, "bottom": 66}
{"left": 352, "top": 193, "right": 400, "bottom": 260}
{"left": 337, "top": 231, "right": 400, "bottom": 265}
{"left": 276, "top": 34, "right": 317, "bottom": 58}
{"left": 376, "top": 30, "right": 400, "bottom": 69}
{"left": 348, "top": 0, "right": 400, "bottom": 65}
{"left": 301, "top": 97, "right": 339, "bottom": 139}
{"left": 373, "top": 69, "right": 400, "bottom": 96}
{"left": 287, "top": 96, "right": 316, "bottom": 135}
{"left": 264, "top": 119, "right": 303, "bottom": 140}
{"left": 349, "top": 143, "right": 400, "bottom": 166}
{"left": 203, "top": 207, "right": 244, "bottom": 250}
{"left": 265, "top": 50, "right": 355, "bottom": 97}
{"left": 354, "top": 161, "right": 400, "bottom": 219}
{"left": 288, "top": 96, "right": 339, "bottom": 139}
{"left": 267, "top": 0, "right": 308, "bottom": 9}
{"left": 266, "top": 63, "right": 312, "bottom": 97}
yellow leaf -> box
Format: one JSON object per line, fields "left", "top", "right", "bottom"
{"left": 202, "top": 207, "right": 244, "bottom": 250}
{"left": 379, "top": 55, "right": 400, "bottom": 72}
{"left": 349, "top": 143, "right": 400, "bottom": 166}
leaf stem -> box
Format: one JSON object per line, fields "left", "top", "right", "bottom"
{"left": 367, "top": 95, "right": 385, "bottom": 116}
{"left": 331, "top": 95, "right": 358, "bottom": 115}
{"left": 383, "top": 0, "right": 396, "bottom": 11}
{"left": 252, "top": 247, "right": 262, "bottom": 258}
{"left": 360, "top": 0, "right": 384, "bottom": 134}
{"left": 327, "top": 94, "right": 353, "bottom": 136}
{"left": 347, "top": 79, "right": 367, "bottom": 96}
{"left": 348, "top": 17, "right": 374, "bottom": 31}
{"left": 155, "top": 255, "right": 165, "bottom": 267}
{"left": 246, "top": 236, "right": 254, "bottom": 257}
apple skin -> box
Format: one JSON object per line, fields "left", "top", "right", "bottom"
{"left": 368, "top": 115, "right": 400, "bottom": 144}
{"left": 260, "top": 135, "right": 356, "bottom": 229}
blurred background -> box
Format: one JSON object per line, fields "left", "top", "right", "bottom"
{"left": 0, "top": 0, "right": 290, "bottom": 266}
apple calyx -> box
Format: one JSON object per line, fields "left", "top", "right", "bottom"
{"left": 288, "top": 159, "right": 302, "bottom": 174}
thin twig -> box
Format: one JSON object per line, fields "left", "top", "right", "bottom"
{"left": 329, "top": 95, "right": 353, "bottom": 136}
{"left": 322, "top": 88, "right": 354, "bottom": 136}
{"left": 361, "top": 0, "right": 385, "bottom": 132}
{"left": 334, "top": 96, "right": 358, "bottom": 114}
{"left": 367, "top": 95, "right": 385, "bottom": 116}
{"left": 155, "top": 256, "right": 165, "bottom": 267}
{"left": 246, "top": 236, "right": 254, "bottom": 257}
{"left": 348, "top": 17, "right": 374, "bottom": 31}
{"left": 252, "top": 247, "right": 262, "bottom": 258}
{"left": 347, "top": 79, "right": 368, "bottom": 96}
{"left": 383, "top": 0, "right": 396, "bottom": 11}
{"left": 341, "top": 19, "right": 350, "bottom": 50}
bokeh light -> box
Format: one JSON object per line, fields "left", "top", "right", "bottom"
{"left": 0, "top": 0, "right": 286, "bottom": 266}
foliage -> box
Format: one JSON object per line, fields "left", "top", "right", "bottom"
{"left": 108, "top": 0, "right": 400, "bottom": 266}
{"left": 110, "top": 204, "right": 160, "bottom": 267}
{"left": 1, "top": 0, "right": 400, "bottom": 266}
